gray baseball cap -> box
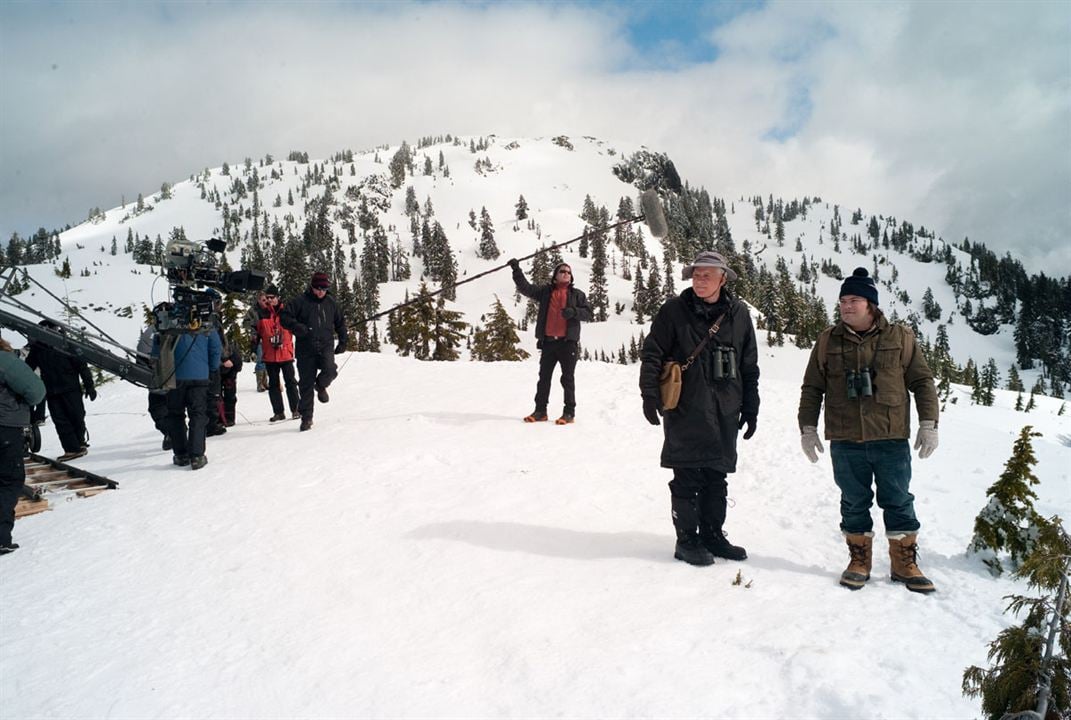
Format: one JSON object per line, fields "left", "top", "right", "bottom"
{"left": 682, "top": 251, "right": 738, "bottom": 282}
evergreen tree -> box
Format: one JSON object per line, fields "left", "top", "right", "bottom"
{"left": 430, "top": 295, "right": 468, "bottom": 361}
{"left": 1007, "top": 365, "right": 1025, "bottom": 392}
{"left": 515, "top": 195, "right": 528, "bottom": 221}
{"left": 922, "top": 287, "right": 943, "bottom": 322}
{"left": 477, "top": 206, "right": 499, "bottom": 260}
{"left": 963, "top": 521, "right": 1071, "bottom": 720}
{"left": 388, "top": 141, "right": 411, "bottom": 189}
{"left": 967, "top": 427, "right": 1048, "bottom": 576}
{"left": 589, "top": 227, "right": 609, "bottom": 321}
{"left": 471, "top": 296, "right": 529, "bottom": 362}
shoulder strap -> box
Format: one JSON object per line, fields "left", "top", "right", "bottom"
{"left": 817, "top": 327, "right": 832, "bottom": 372}
{"left": 681, "top": 310, "right": 729, "bottom": 372}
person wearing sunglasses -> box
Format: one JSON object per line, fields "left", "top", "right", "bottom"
{"left": 508, "top": 258, "right": 592, "bottom": 425}
{"left": 279, "top": 272, "right": 349, "bottom": 432}
{"left": 254, "top": 285, "right": 300, "bottom": 422}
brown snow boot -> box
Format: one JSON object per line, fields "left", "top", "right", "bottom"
{"left": 889, "top": 533, "right": 936, "bottom": 594}
{"left": 256, "top": 370, "right": 269, "bottom": 392}
{"left": 840, "top": 532, "right": 873, "bottom": 590}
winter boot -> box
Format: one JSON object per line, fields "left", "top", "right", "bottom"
{"left": 698, "top": 490, "right": 747, "bottom": 561}
{"left": 300, "top": 418, "right": 314, "bottom": 432}
{"left": 161, "top": 435, "right": 172, "bottom": 451}
{"left": 671, "top": 496, "right": 716, "bottom": 566}
{"left": 555, "top": 413, "right": 575, "bottom": 425}
{"left": 256, "top": 370, "right": 269, "bottom": 393}
{"left": 269, "top": 413, "right": 286, "bottom": 422}
{"left": 0, "top": 542, "right": 19, "bottom": 555}
{"left": 523, "top": 410, "right": 548, "bottom": 423}
{"left": 888, "top": 533, "right": 936, "bottom": 594}
{"left": 190, "top": 455, "right": 208, "bottom": 471}
{"left": 58, "top": 448, "right": 87, "bottom": 462}
{"left": 840, "top": 532, "right": 873, "bottom": 590}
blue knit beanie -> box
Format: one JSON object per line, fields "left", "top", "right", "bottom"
{"left": 839, "top": 267, "right": 879, "bottom": 305}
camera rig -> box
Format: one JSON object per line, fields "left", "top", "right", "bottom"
{"left": 155, "top": 238, "right": 266, "bottom": 333}
{"left": 0, "top": 238, "right": 266, "bottom": 391}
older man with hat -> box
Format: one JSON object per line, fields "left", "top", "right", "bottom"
{"left": 280, "top": 272, "right": 349, "bottom": 432}
{"left": 639, "top": 250, "right": 760, "bottom": 566}
{"left": 797, "top": 267, "right": 940, "bottom": 593}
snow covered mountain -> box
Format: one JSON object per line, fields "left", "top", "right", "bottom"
{"left": 12, "top": 133, "right": 1063, "bottom": 392}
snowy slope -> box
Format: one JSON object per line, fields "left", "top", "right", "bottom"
{"left": 2, "top": 336, "right": 1068, "bottom": 718}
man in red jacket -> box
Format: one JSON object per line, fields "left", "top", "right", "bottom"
{"left": 255, "top": 285, "right": 300, "bottom": 422}
{"left": 508, "top": 259, "right": 592, "bottom": 425}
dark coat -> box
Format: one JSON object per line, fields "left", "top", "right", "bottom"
{"left": 25, "top": 342, "right": 94, "bottom": 397}
{"left": 511, "top": 265, "right": 593, "bottom": 347}
{"left": 798, "top": 310, "right": 939, "bottom": 441}
{"left": 639, "top": 288, "right": 760, "bottom": 472}
{"left": 0, "top": 350, "right": 47, "bottom": 427}
{"left": 279, "top": 289, "right": 348, "bottom": 357}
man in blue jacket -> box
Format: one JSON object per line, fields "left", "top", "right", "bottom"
{"left": 0, "top": 334, "right": 47, "bottom": 554}
{"left": 155, "top": 328, "right": 221, "bottom": 470}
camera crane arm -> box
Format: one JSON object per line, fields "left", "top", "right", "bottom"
{"left": 0, "top": 269, "right": 157, "bottom": 389}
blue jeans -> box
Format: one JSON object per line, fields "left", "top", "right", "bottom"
{"left": 254, "top": 344, "right": 265, "bottom": 373}
{"left": 830, "top": 440, "right": 920, "bottom": 535}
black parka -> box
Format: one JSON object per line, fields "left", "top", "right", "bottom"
{"left": 25, "top": 342, "right": 94, "bottom": 397}
{"left": 511, "top": 264, "right": 593, "bottom": 348}
{"left": 639, "top": 288, "right": 760, "bottom": 471}
{"left": 279, "top": 289, "right": 348, "bottom": 357}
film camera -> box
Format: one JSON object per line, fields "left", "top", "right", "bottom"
{"left": 155, "top": 238, "right": 266, "bottom": 333}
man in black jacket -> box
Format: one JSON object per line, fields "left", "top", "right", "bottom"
{"left": 639, "top": 251, "right": 760, "bottom": 566}
{"left": 25, "top": 320, "right": 97, "bottom": 461}
{"left": 509, "top": 258, "right": 593, "bottom": 425}
{"left": 280, "top": 272, "right": 348, "bottom": 432}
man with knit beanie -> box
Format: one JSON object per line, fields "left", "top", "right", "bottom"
{"left": 798, "top": 268, "right": 941, "bottom": 593}
{"left": 280, "top": 272, "right": 348, "bottom": 432}
{"left": 508, "top": 258, "right": 592, "bottom": 424}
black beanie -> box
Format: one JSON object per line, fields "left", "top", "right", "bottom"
{"left": 839, "top": 267, "right": 879, "bottom": 305}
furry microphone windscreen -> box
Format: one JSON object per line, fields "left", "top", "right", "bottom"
{"left": 639, "top": 190, "right": 669, "bottom": 238}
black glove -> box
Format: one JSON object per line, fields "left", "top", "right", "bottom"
{"left": 561, "top": 307, "right": 577, "bottom": 319}
{"left": 334, "top": 341, "right": 347, "bottom": 355}
{"left": 293, "top": 323, "right": 310, "bottom": 337}
{"left": 84, "top": 387, "right": 97, "bottom": 401}
{"left": 738, "top": 415, "right": 757, "bottom": 440}
{"left": 642, "top": 396, "right": 661, "bottom": 426}
{"left": 507, "top": 258, "right": 520, "bottom": 271}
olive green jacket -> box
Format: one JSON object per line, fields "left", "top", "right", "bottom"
{"left": 798, "top": 311, "right": 939, "bottom": 442}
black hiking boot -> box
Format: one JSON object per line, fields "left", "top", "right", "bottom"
{"left": 190, "top": 455, "right": 208, "bottom": 471}
{"left": 674, "top": 539, "right": 716, "bottom": 566}
{"left": 702, "top": 531, "right": 748, "bottom": 561}
{"left": 269, "top": 413, "right": 286, "bottom": 422}
{"left": 316, "top": 383, "right": 329, "bottom": 403}
{"left": 173, "top": 455, "right": 191, "bottom": 467}
{"left": 0, "top": 542, "right": 19, "bottom": 555}
{"left": 300, "top": 418, "right": 314, "bottom": 432}
{"left": 161, "top": 435, "right": 172, "bottom": 451}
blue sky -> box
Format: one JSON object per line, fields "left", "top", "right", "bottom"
{"left": 1, "top": 0, "right": 1068, "bottom": 274}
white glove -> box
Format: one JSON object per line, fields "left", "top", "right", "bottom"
{"left": 801, "top": 426, "right": 824, "bottom": 463}
{"left": 914, "top": 420, "right": 938, "bottom": 459}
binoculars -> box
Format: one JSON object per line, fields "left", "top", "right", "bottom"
{"left": 713, "top": 346, "right": 737, "bottom": 380}
{"left": 269, "top": 331, "right": 283, "bottom": 349}
{"left": 846, "top": 368, "right": 874, "bottom": 398}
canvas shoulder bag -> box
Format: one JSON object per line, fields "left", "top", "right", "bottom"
{"left": 659, "top": 310, "right": 728, "bottom": 411}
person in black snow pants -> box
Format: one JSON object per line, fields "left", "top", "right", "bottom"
{"left": 138, "top": 306, "right": 172, "bottom": 450}
{"left": 508, "top": 258, "right": 593, "bottom": 425}
{"left": 0, "top": 335, "right": 47, "bottom": 555}
{"left": 25, "top": 320, "right": 97, "bottom": 462}
{"left": 639, "top": 251, "right": 760, "bottom": 567}
{"left": 280, "top": 272, "right": 348, "bottom": 432}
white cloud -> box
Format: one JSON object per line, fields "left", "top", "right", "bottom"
{"left": 1, "top": 0, "right": 1067, "bottom": 274}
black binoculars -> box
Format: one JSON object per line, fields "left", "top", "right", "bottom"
{"left": 269, "top": 331, "right": 283, "bottom": 349}
{"left": 846, "top": 368, "right": 874, "bottom": 398}
{"left": 713, "top": 346, "right": 737, "bottom": 380}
